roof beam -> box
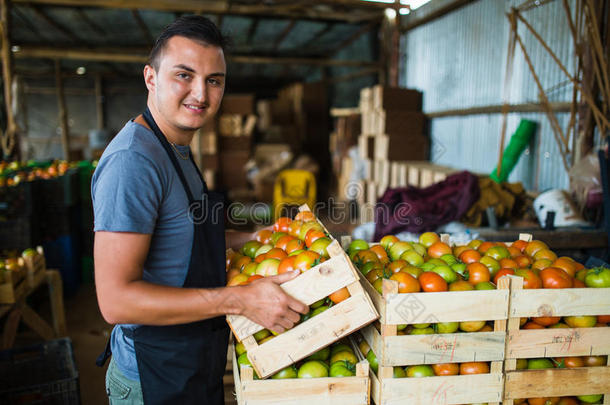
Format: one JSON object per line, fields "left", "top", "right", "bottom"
{"left": 401, "top": 0, "right": 474, "bottom": 32}
{"left": 272, "top": 19, "right": 296, "bottom": 51}
{"left": 75, "top": 8, "right": 106, "bottom": 37}
{"left": 13, "top": 45, "right": 381, "bottom": 68}
{"left": 329, "top": 21, "right": 377, "bottom": 54}
{"left": 246, "top": 17, "right": 259, "bottom": 46}
{"left": 12, "top": 5, "right": 46, "bottom": 40}
{"left": 131, "top": 9, "right": 153, "bottom": 45}
{"left": 29, "top": 4, "right": 81, "bottom": 43}
{"left": 12, "top": 0, "right": 384, "bottom": 22}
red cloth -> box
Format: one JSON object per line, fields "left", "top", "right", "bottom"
{"left": 372, "top": 171, "right": 480, "bottom": 241}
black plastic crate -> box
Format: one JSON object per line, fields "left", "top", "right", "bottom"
{"left": 39, "top": 170, "right": 79, "bottom": 207}
{"left": 0, "top": 216, "right": 39, "bottom": 251}
{"left": 0, "top": 181, "right": 38, "bottom": 218}
{"left": 0, "top": 338, "right": 80, "bottom": 405}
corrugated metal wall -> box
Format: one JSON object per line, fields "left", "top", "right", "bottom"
{"left": 402, "top": 0, "right": 578, "bottom": 191}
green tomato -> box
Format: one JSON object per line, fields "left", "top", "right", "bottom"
{"left": 406, "top": 365, "right": 434, "bottom": 378}
{"left": 434, "top": 322, "right": 459, "bottom": 334}
{"left": 585, "top": 267, "right": 610, "bottom": 288}
{"left": 412, "top": 323, "right": 430, "bottom": 329}
{"left": 330, "top": 343, "right": 352, "bottom": 356}
{"left": 393, "top": 366, "right": 406, "bottom": 378}
{"left": 577, "top": 394, "right": 603, "bottom": 403}
{"left": 310, "top": 305, "right": 329, "bottom": 318}
{"left": 310, "top": 298, "right": 326, "bottom": 309}
{"left": 329, "top": 360, "right": 356, "bottom": 377}
{"left": 237, "top": 352, "right": 259, "bottom": 379}
{"left": 409, "top": 327, "right": 434, "bottom": 335}
{"left": 366, "top": 349, "right": 378, "bottom": 374}
{"left": 348, "top": 239, "right": 369, "bottom": 257}
{"left": 475, "top": 281, "right": 496, "bottom": 290}
{"left": 527, "top": 358, "right": 554, "bottom": 370}
{"left": 305, "top": 346, "right": 330, "bottom": 361}
{"left": 431, "top": 265, "right": 458, "bottom": 283}
{"left": 235, "top": 341, "right": 247, "bottom": 357}
{"left": 440, "top": 254, "right": 457, "bottom": 265}
{"left": 271, "top": 365, "right": 298, "bottom": 379}
{"left": 298, "top": 361, "right": 329, "bottom": 378}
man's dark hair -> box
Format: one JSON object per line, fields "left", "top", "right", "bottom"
{"left": 149, "top": 15, "right": 230, "bottom": 70}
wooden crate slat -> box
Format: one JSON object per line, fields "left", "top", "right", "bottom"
{"left": 384, "top": 289, "right": 509, "bottom": 324}
{"left": 504, "top": 367, "right": 610, "bottom": 399}
{"left": 374, "top": 373, "right": 504, "bottom": 405}
{"left": 510, "top": 288, "right": 610, "bottom": 317}
{"left": 507, "top": 327, "right": 610, "bottom": 358}
{"left": 248, "top": 292, "right": 378, "bottom": 379}
{"left": 383, "top": 329, "right": 505, "bottom": 365}
{"left": 228, "top": 244, "right": 357, "bottom": 341}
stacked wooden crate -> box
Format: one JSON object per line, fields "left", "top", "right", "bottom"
{"left": 330, "top": 111, "right": 361, "bottom": 202}
{"left": 357, "top": 86, "right": 428, "bottom": 223}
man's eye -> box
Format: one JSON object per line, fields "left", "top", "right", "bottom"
{"left": 177, "top": 73, "right": 190, "bottom": 79}
{"left": 208, "top": 78, "right": 223, "bottom": 86}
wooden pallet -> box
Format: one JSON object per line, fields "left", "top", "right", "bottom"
{"left": 231, "top": 340, "right": 370, "bottom": 404}
{"left": 503, "top": 276, "right": 610, "bottom": 404}
{"left": 0, "top": 258, "right": 27, "bottom": 304}
{"left": 22, "top": 246, "right": 46, "bottom": 288}
{"left": 226, "top": 206, "right": 379, "bottom": 379}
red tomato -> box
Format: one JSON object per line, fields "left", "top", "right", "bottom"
{"left": 277, "top": 256, "right": 297, "bottom": 274}
{"left": 293, "top": 251, "right": 321, "bottom": 273}
{"left": 540, "top": 267, "right": 574, "bottom": 289}
{"left": 465, "top": 262, "right": 490, "bottom": 285}
{"left": 459, "top": 362, "right": 489, "bottom": 375}
{"left": 419, "top": 272, "right": 448, "bottom": 292}
{"left": 514, "top": 268, "right": 543, "bottom": 289}
{"left": 305, "top": 229, "right": 326, "bottom": 248}
{"left": 273, "top": 217, "right": 292, "bottom": 233}
{"left": 494, "top": 268, "right": 515, "bottom": 285}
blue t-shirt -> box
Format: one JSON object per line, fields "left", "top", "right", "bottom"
{"left": 92, "top": 120, "right": 204, "bottom": 380}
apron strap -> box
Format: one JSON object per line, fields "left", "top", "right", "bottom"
{"left": 142, "top": 107, "right": 206, "bottom": 203}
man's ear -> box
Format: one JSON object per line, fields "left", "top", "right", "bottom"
{"left": 143, "top": 64, "right": 156, "bottom": 93}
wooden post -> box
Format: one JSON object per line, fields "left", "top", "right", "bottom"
{"left": 0, "top": 0, "right": 17, "bottom": 158}
{"left": 54, "top": 59, "right": 70, "bottom": 160}
{"left": 95, "top": 73, "right": 104, "bottom": 129}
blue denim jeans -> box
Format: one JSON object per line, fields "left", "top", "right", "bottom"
{"left": 105, "top": 357, "right": 143, "bottom": 405}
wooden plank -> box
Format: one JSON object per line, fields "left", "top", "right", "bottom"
{"left": 504, "top": 367, "right": 610, "bottom": 399}
{"left": 359, "top": 275, "right": 385, "bottom": 322}
{"left": 227, "top": 252, "right": 356, "bottom": 340}
{"left": 381, "top": 332, "right": 506, "bottom": 366}
{"left": 381, "top": 373, "right": 504, "bottom": 404}
{"left": 384, "top": 289, "right": 509, "bottom": 324}
{"left": 247, "top": 293, "right": 377, "bottom": 379}
{"left": 2, "top": 307, "right": 21, "bottom": 349}
{"left": 510, "top": 288, "right": 610, "bottom": 317}
{"left": 20, "top": 304, "right": 55, "bottom": 340}
{"left": 507, "top": 327, "right": 610, "bottom": 358}
{"left": 55, "top": 59, "right": 70, "bottom": 160}
{"left": 46, "top": 270, "right": 67, "bottom": 336}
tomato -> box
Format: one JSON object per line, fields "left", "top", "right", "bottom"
{"left": 431, "top": 265, "right": 459, "bottom": 283}
{"left": 577, "top": 394, "right": 604, "bottom": 403}
{"left": 390, "top": 272, "right": 421, "bottom": 293}
{"left": 516, "top": 359, "right": 528, "bottom": 369}
{"left": 556, "top": 398, "right": 580, "bottom": 405}
{"left": 246, "top": 274, "right": 264, "bottom": 283}
{"left": 459, "top": 320, "right": 485, "bottom": 332}
{"left": 477, "top": 241, "right": 496, "bottom": 254}
{"left": 525, "top": 240, "right": 549, "bottom": 257}
{"left": 419, "top": 271, "right": 448, "bottom": 292}
{"left": 288, "top": 220, "right": 304, "bottom": 237}
{"left": 329, "top": 360, "right": 356, "bottom": 377}
{"left": 458, "top": 249, "right": 481, "bottom": 264}
{"left": 309, "top": 237, "right": 332, "bottom": 258}
{"left": 387, "top": 260, "right": 408, "bottom": 273}
{"left": 552, "top": 257, "right": 577, "bottom": 277}
{"left": 380, "top": 234, "right": 399, "bottom": 250}
{"left": 277, "top": 256, "right": 296, "bottom": 274}
{"left": 299, "top": 221, "right": 323, "bottom": 241}
{"left": 511, "top": 239, "right": 528, "bottom": 252}
{"left": 465, "top": 262, "right": 490, "bottom": 285}
{"left": 582, "top": 355, "right": 607, "bottom": 367}
{"left": 585, "top": 267, "right": 610, "bottom": 288}
{"left": 564, "top": 315, "right": 597, "bottom": 328}
{"left": 448, "top": 280, "right": 474, "bottom": 291}
{"left": 353, "top": 250, "right": 379, "bottom": 266}
{"left": 285, "top": 238, "right": 305, "bottom": 254}
{"left": 270, "top": 231, "right": 287, "bottom": 245}
{"left": 294, "top": 251, "right": 321, "bottom": 272}
{"left": 553, "top": 357, "right": 584, "bottom": 368}
{"left": 273, "top": 217, "right": 292, "bottom": 232}
{"left": 242, "top": 262, "right": 258, "bottom": 276}
{"left": 514, "top": 255, "right": 533, "bottom": 268}
{"left": 366, "top": 349, "right": 379, "bottom": 373}
{"left": 401, "top": 265, "right": 423, "bottom": 279}
{"left": 255, "top": 258, "right": 280, "bottom": 276}
{"left": 434, "top": 322, "right": 459, "bottom": 333}
{"left": 522, "top": 321, "right": 545, "bottom": 329}
{"left": 432, "top": 363, "right": 459, "bottom": 376}
{"left": 597, "top": 315, "right": 610, "bottom": 323}
{"left": 573, "top": 278, "right": 586, "bottom": 288}
{"left": 392, "top": 366, "right": 406, "bottom": 378}
{"left": 494, "top": 268, "right": 515, "bottom": 284}
{"left": 329, "top": 287, "right": 351, "bottom": 304}
{"left": 427, "top": 242, "right": 452, "bottom": 258}
{"left": 388, "top": 241, "right": 412, "bottom": 261}
{"left": 255, "top": 229, "right": 273, "bottom": 244}
{"left": 237, "top": 352, "right": 259, "bottom": 379}
{"left": 401, "top": 250, "right": 425, "bottom": 267}
{"left": 271, "top": 365, "right": 298, "bottom": 379}
{"left": 294, "top": 210, "right": 316, "bottom": 222}
{"left": 531, "top": 316, "right": 561, "bottom": 327}
{"left": 440, "top": 254, "right": 457, "bottom": 265}
{"left": 406, "top": 365, "right": 435, "bottom": 378}
{"left": 479, "top": 255, "right": 501, "bottom": 276}
{"left": 275, "top": 235, "right": 296, "bottom": 250}
{"left": 241, "top": 240, "right": 263, "bottom": 258}
{"left": 226, "top": 268, "right": 241, "bottom": 283}
{"left": 540, "top": 267, "right": 574, "bottom": 289}
{"left": 474, "top": 281, "right": 496, "bottom": 290}
{"left": 305, "top": 229, "right": 326, "bottom": 248}
{"left": 418, "top": 232, "right": 440, "bottom": 248}
{"left": 527, "top": 358, "right": 554, "bottom": 369}
{"left": 226, "top": 251, "right": 243, "bottom": 270}
{"left": 297, "top": 361, "right": 328, "bottom": 378}
{"left": 459, "top": 362, "right": 489, "bottom": 375}
{"left": 452, "top": 245, "right": 470, "bottom": 258}
{"left": 485, "top": 246, "right": 510, "bottom": 260}
{"left": 370, "top": 245, "right": 390, "bottom": 263}
{"left": 528, "top": 398, "right": 552, "bottom": 405}
{"left": 534, "top": 248, "right": 558, "bottom": 261}
{"left": 514, "top": 268, "right": 543, "bottom": 289}
{"left": 499, "top": 258, "right": 519, "bottom": 269}
{"left": 347, "top": 239, "right": 369, "bottom": 257}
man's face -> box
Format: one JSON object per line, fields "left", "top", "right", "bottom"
{"left": 144, "top": 35, "right": 226, "bottom": 140}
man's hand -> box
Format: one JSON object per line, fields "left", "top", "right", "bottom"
{"left": 237, "top": 270, "right": 309, "bottom": 333}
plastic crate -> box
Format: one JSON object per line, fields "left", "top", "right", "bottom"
{"left": 39, "top": 170, "right": 79, "bottom": 207}
{"left": 0, "top": 216, "right": 39, "bottom": 250}
{"left": 0, "top": 181, "right": 38, "bottom": 218}
{"left": 0, "top": 338, "right": 81, "bottom": 405}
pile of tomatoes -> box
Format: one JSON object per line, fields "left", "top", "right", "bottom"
{"left": 225, "top": 212, "right": 352, "bottom": 333}
{"left": 236, "top": 332, "right": 362, "bottom": 380}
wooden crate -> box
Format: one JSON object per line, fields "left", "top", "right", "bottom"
{"left": 0, "top": 258, "right": 28, "bottom": 304}
{"left": 231, "top": 340, "right": 370, "bottom": 404}
{"left": 226, "top": 206, "right": 379, "bottom": 379}
{"left": 358, "top": 134, "right": 376, "bottom": 160}
{"left": 503, "top": 275, "right": 610, "bottom": 404}
{"left": 22, "top": 246, "right": 46, "bottom": 287}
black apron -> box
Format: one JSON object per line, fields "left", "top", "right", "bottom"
{"left": 97, "top": 108, "right": 229, "bottom": 405}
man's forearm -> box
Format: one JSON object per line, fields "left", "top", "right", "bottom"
{"left": 98, "top": 280, "right": 245, "bottom": 325}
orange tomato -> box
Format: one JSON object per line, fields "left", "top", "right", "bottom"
{"left": 524, "top": 240, "right": 549, "bottom": 257}
{"left": 389, "top": 272, "right": 421, "bottom": 293}
{"left": 305, "top": 229, "right": 326, "bottom": 248}
{"left": 477, "top": 241, "right": 496, "bottom": 254}
{"left": 234, "top": 256, "right": 252, "bottom": 271}
{"left": 226, "top": 251, "right": 243, "bottom": 270}
{"left": 255, "top": 229, "right": 273, "bottom": 244}
{"left": 285, "top": 238, "right": 305, "bottom": 254}
{"left": 247, "top": 274, "right": 264, "bottom": 283}
{"left": 427, "top": 242, "right": 452, "bottom": 258}
{"left": 551, "top": 258, "right": 577, "bottom": 277}
{"left": 419, "top": 272, "right": 448, "bottom": 292}
{"left": 294, "top": 211, "right": 316, "bottom": 222}
{"left": 573, "top": 278, "right": 586, "bottom": 288}
{"left": 597, "top": 315, "right": 610, "bottom": 323}
{"left": 275, "top": 235, "right": 296, "bottom": 250}
{"left": 387, "top": 260, "right": 408, "bottom": 273}
{"left": 288, "top": 220, "right": 304, "bottom": 237}
{"left": 452, "top": 245, "right": 470, "bottom": 258}
{"left": 273, "top": 217, "right": 292, "bottom": 232}
{"left": 499, "top": 258, "right": 519, "bottom": 269}
{"left": 265, "top": 248, "right": 288, "bottom": 261}
{"left": 459, "top": 249, "right": 481, "bottom": 264}
{"left": 514, "top": 255, "right": 532, "bottom": 268}
{"left": 507, "top": 246, "right": 522, "bottom": 258}
{"left": 254, "top": 254, "right": 267, "bottom": 263}
{"left": 532, "top": 258, "right": 553, "bottom": 271}
{"left": 459, "top": 362, "right": 489, "bottom": 375}
{"left": 534, "top": 249, "right": 558, "bottom": 261}
{"left": 540, "top": 267, "right": 574, "bottom": 289}
{"left": 277, "top": 256, "right": 296, "bottom": 274}
{"left": 532, "top": 316, "right": 561, "bottom": 327}
{"left": 522, "top": 321, "right": 545, "bottom": 329}
{"left": 465, "top": 262, "right": 490, "bottom": 285}
{"left": 293, "top": 251, "right": 321, "bottom": 272}
{"left": 329, "top": 287, "right": 351, "bottom": 304}
{"left": 554, "top": 357, "right": 584, "bottom": 368}
{"left": 226, "top": 268, "right": 240, "bottom": 282}
{"left": 370, "top": 245, "right": 390, "bottom": 263}
{"left": 494, "top": 268, "right": 515, "bottom": 284}
{"left": 431, "top": 363, "right": 459, "bottom": 376}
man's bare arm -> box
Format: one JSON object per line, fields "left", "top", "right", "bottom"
{"left": 95, "top": 231, "right": 307, "bottom": 331}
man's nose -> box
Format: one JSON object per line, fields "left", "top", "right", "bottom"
{"left": 191, "top": 77, "right": 207, "bottom": 104}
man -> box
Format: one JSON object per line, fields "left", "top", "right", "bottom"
{"left": 93, "top": 16, "right": 308, "bottom": 405}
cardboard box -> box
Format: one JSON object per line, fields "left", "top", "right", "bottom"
{"left": 372, "top": 85, "right": 423, "bottom": 111}
{"left": 219, "top": 136, "right": 251, "bottom": 151}
{"left": 378, "top": 110, "right": 426, "bottom": 137}
{"left": 221, "top": 94, "right": 255, "bottom": 115}
{"left": 374, "top": 134, "right": 429, "bottom": 161}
